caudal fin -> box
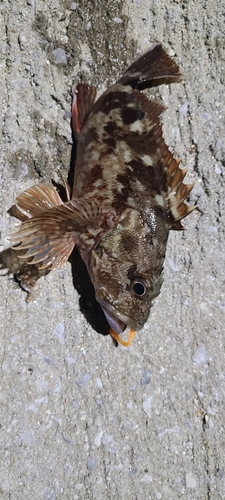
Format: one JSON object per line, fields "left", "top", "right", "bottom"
{"left": 119, "top": 43, "right": 182, "bottom": 89}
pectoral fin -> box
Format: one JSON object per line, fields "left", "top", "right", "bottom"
{"left": 10, "top": 201, "right": 91, "bottom": 269}
{"left": 14, "top": 183, "right": 64, "bottom": 220}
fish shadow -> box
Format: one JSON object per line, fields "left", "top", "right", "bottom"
{"left": 67, "top": 134, "right": 109, "bottom": 336}
{"left": 0, "top": 246, "right": 109, "bottom": 337}
{"left": 69, "top": 248, "right": 109, "bottom": 336}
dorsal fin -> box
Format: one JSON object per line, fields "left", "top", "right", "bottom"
{"left": 166, "top": 175, "right": 195, "bottom": 228}
{"left": 157, "top": 146, "right": 195, "bottom": 227}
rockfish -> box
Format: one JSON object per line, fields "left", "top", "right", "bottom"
{"left": 9, "top": 43, "right": 195, "bottom": 345}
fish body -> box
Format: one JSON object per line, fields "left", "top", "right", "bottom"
{"left": 10, "top": 43, "right": 195, "bottom": 339}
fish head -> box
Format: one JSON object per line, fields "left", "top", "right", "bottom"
{"left": 90, "top": 209, "right": 170, "bottom": 333}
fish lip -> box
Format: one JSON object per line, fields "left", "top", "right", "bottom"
{"left": 97, "top": 296, "right": 139, "bottom": 333}
{"left": 101, "top": 305, "right": 126, "bottom": 334}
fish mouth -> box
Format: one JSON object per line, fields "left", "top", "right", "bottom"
{"left": 97, "top": 297, "right": 138, "bottom": 334}
{"left": 101, "top": 305, "right": 126, "bottom": 334}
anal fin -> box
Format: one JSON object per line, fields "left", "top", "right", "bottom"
{"left": 72, "top": 83, "right": 97, "bottom": 138}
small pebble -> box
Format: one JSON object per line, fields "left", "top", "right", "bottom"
{"left": 52, "top": 48, "right": 67, "bottom": 65}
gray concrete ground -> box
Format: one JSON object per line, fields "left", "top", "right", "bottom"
{"left": 0, "top": 1, "right": 224, "bottom": 499}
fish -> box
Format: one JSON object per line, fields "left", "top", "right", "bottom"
{"left": 8, "top": 43, "right": 195, "bottom": 346}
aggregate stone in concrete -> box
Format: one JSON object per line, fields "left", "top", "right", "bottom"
{"left": 0, "top": 1, "right": 224, "bottom": 499}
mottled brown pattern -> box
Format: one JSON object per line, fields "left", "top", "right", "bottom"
{"left": 121, "top": 106, "right": 145, "bottom": 125}
{"left": 103, "top": 137, "right": 117, "bottom": 149}
{"left": 127, "top": 264, "right": 138, "bottom": 279}
{"left": 76, "top": 126, "right": 99, "bottom": 155}
{"left": 88, "top": 164, "right": 104, "bottom": 184}
{"left": 118, "top": 232, "right": 139, "bottom": 253}
{"left": 8, "top": 43, "right": 195, "bottom": 339}
{"left": 92, "top": 90, "right": 123, "bottom": 115}
{"left": 103, "top": 121, "right": 115, "bottom": 136}
{"left": 129, "top": 158, "right": 167, "bottom": 194}
{"left": 125, "top": 131, "right": 158, "bottom": 155}
{"left": 112, "top": 173, "right": 132, "bottom": 210}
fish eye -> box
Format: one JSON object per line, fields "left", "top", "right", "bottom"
{"left": 131, "top": 278, "right": 147, "bottom": 297}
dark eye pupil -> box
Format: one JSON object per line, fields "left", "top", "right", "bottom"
{"left": 132, "top": 282, "right": 146, "bottom": 296}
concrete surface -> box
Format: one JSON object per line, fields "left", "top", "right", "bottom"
{"left": 0, "top": 1, "right": 224, "bottom": 499}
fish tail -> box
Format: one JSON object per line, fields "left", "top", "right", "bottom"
{"left": 119, "top": 42, "right": 182, "bottom": 89}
